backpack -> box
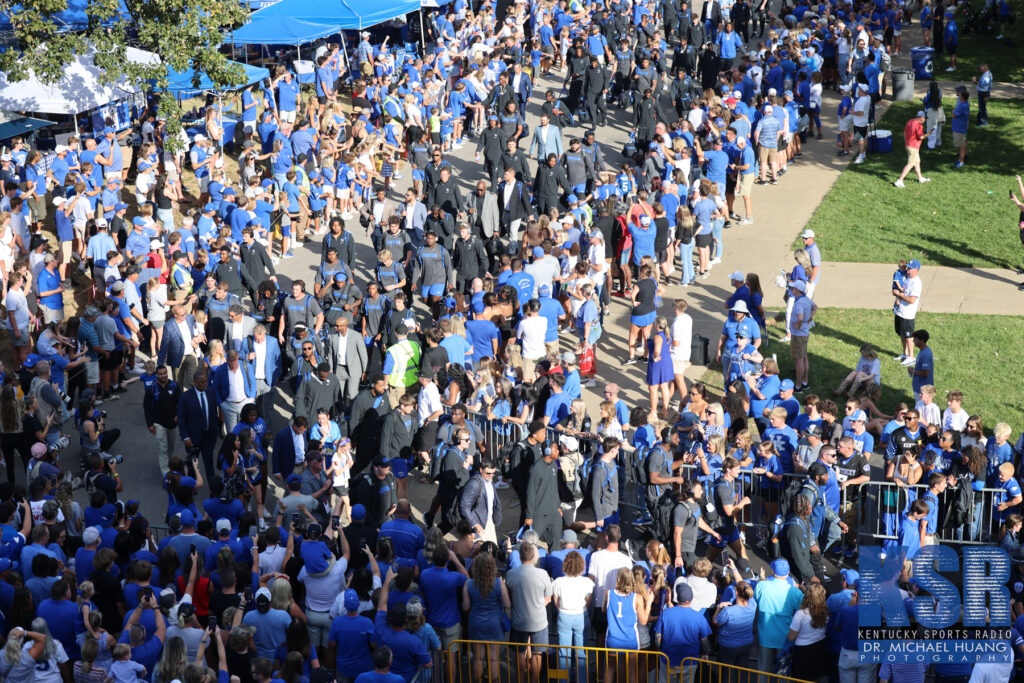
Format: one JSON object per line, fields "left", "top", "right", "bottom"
{"left": 633, "top": 444, "right": 656, "bottom": 489}
{"left": 778, "top": 476, "right": 810, "bottom": 517}
{"left": 577, "top": 457, "right": 605, "bottom": 511}
{"left": 702, "top": 477, "right": 734, "bottom": 528}
{"left": 428, "top": 418, "right": 456, "bottom": 482}
{"left": 351, "top": 472, "right": 375, "bottom": 510}
{"left": 654, "top": 491, "right": 685, "bottom": 545}
{"left": 502, "top": 437, "right": 531, "bottom": 479}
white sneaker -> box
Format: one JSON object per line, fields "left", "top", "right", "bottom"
{"left": 710, "top": 258, "right": 722, "bottom": 265}
{"left": 945, "top": 66, "right": 955, "bottom": 72}
{"left": 893, "top": 179, "right": 905, "bottom": 188}
{"left": 894, "top": 354, "right": 906, "bottom": 362}
{"left": 918, "top": 177, "right": 931, "bottom": 183}
{"left": 901, "top": 356, "right": 917, "bottom": 366}
{"left": 854, "top": 154, "right": 865, "bottom": 164}
{"left": 494, "top": 480, "right": 510, "bottom": 490}
{"left": 739, "top": 218, "right": 753, "bottom": 225}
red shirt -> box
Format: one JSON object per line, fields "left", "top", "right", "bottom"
{"left": 904, "top": 118, "right": 926, "bottom": 149}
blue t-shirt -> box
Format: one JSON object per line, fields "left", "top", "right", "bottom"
{"left": 654, "top": 605, "right": 712, "bottom": 666}
{"left": 328, "top": 613, "right": 375, "bottom": 676}
{"left": 912, "top": 346, "right": 934, "bottom": 395}
{"left": 464, "top": 319, "right": 499, "bottom": 364}
{"left": 951, "top": 100, "right": 969, "bottom": 134}
{"left": 714, "top": 601, "right": 757, "bottom": 648}
{"left": 420, "top": 566, "right": 467, "bottom": 628}
{"left": 243, "top": 607, "right": 292, "bottom": 658}
{"left": 544, "top": 391, "right": 573, "bottom": 426}
{"left": 628, "top": 224, "right": 657, "bottom": 264}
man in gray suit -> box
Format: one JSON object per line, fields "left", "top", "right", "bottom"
{"left": 463, "top": 180, "right": 499, "bottom": 239}
{"left": 399, "top": 188, "right": 428, "bottom": 247}
{"left": 324, "top": 315, "right": 367, "bottom": 408}
{"left": 224, "top": 304, "right": 257, "bottom": 356}
{"left": 528, "top": 114, "right": 564, "bottom": 161}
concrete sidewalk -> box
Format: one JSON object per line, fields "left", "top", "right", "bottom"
{"left": 814, "top": 262, "right": 1024, "bottom": 315}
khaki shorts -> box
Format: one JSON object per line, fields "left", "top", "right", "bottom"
{"left": 42, "top": 306, "right": 64, "bottom": 324}
{"left": 59, "top": 240, "right": 72, "bottom": 263}
{"left": 85, "top": 359, "right": 100, "bottom": 385}
{"left": 545, "top": 340, "right": 560, "bottom": 357}
{"left": 736, "top": 173, "right": 755, "bottom": 198}
{"left": 905, "top": 146, "right": 920, "bottom": 165}
{"left": 758, "top": 145, "right": 777, "bottom": 167}
{"left": 790, "top": 334, "right": 808, "bottom": 359}
{"left": 279, "top": 110, "right": 297, "bottom": 124}
{"left": 360, "top": 62, "right": 374, "bottom": 77}
{"left": 672, "top": 357, "right": 690, "bottom": 374}
{"left": 952, "top": 131, "right": 967, "bottom": 148}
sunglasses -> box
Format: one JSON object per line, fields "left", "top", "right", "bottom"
{"left": 303, "top": 346, "right": 314, "bottom": 351}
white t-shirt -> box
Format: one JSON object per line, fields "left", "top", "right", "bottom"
{"left": 942, "top": 408, "right": 969, "bottom": 433}
{"left": 553, "top": 575, "right": 595, "bottom": 615}
{"left": 4, "top": 288, "right": 30, "bottom": 331}
{"left": 24, "top": 639, "right": 68, "bottom": 683}
{"left": 915, "top": 400, "right": 941, "bottom": 428}
{"left": 852, "top": 94, "right": 872, "bottom": 127}
{"left": 895, "top": 275, "right": 922, "bottom": 319}
{"left": 588, "top": 242, "right": 607, "bottom": 274}
{"left": 670, "top": 313, "right": 693, "bottom": 362}
{"left": 516, "top": 316, "right": 548, "bottom": 360}
{"left": 588, "top": 548, "right": 632, "bottom": 605}
{"left": 789, "top": 608, "right": 827, "bottom": 646}
{"left": 331, "top": 449, "right": 352, "bottom": 488}
{"left": 417, "top": 381, "right": 442, "bottom": 426}
{"left": 679, "top": 575, "right": 717, "bottom": 612}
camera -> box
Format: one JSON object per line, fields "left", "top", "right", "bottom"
{"left": 186, "top": 446, "right": 201, "bottom": 462}
{"left": 101, "top": 452, "right": 124, "bottom": 465}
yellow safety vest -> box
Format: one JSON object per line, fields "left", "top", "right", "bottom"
{"left": 171, "top": 263, "right": 194, "bottom": 296}
{"left": 386, "top": 339, "right": 421, "bottom": 388}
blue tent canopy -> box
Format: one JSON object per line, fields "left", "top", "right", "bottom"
{"left": 0, "top": 116, "right": 54, "bottom": 141}
{"left": 0, "top": 0, "right": 129, "bottom": 31}
{"left": 235, "top": 0, "right": 421, "bottom": 39}
{"left": 162, "top": 61, "right": 270, "bottom": 96}
{"left": 230, "top": 17, "right": 338, "bottom": 45}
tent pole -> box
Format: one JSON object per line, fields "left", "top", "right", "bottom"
{"left": 74, "top": 115, "right": 79, "bottom": 137}
{"left": 420, "top": 9, "right": 426, "bottom": 54}
{"left": 339, "top": 32, "right": 349, "bottom": 75}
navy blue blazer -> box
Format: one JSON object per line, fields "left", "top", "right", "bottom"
{"left": 157, "top": 315, "right": 198, "bottom": 369}
{"left": 460, "top": 473, "right": 503, "bottom": 531}
{"left": 245, "top": 335, "right": 282, "bottom": 387}
{"left": 210, "top": 362, "right": 257, "bottom": 405}
{"left": 272, "top": 425, "right": 308, "bottom": 477}
{"left": 176, "top": 387, "right": 220, "bottom": 444}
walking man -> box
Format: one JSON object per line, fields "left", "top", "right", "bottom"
{"left": 894, "top": 111, "right": 932, "bottom": 188}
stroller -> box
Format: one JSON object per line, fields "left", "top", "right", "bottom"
{"left": 960, "top": 0, "right": 995, "bottom": 34}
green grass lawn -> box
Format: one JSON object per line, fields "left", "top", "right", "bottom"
{"left": 930, "top": 3, "right": 1024, "bottom": 83}
{"left": 700, "top": 308, "right": 1024, "bottom": 429}
{"left": 800, "top": 99, "right": 1024, "bottom": 268}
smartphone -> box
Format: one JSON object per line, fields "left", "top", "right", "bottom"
{"left": 331, "top": 515, "right": 340, "bottom": 529}
{"left": 208, "top": 615, "right": 218, "bottom": 630}
{"left": 189, "top": 543, "right": 196, "bottom": 556}
{"left": 244, "top": 589, "right": 253, "bottom": 603}
{"left": 359, "top": 538, "right": 367, "bottom": 550}
{"left": 291, "top": 513, "right": 300, "bottom": 527}
{"left": 250, "top": 526, "right": 259, "bottom": 540}
{"left": 506, "top": 531, "right": 519, "bottom": 547}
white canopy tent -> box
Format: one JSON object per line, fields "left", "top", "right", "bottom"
{"left": 0, "top": 47, "right": 158, "bottom": 130}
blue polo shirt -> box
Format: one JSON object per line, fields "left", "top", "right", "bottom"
{"left": 544, "top": 391, "right": 573, "bottom": 426}
{"left": 911, "top": 346, "right": 933, "bottom": 395}
{"left": 329, "top": 613, "right": 375, "bottom": 677}
{"left": 277, "top": 79, "right": 300, "bottom": 111}
{"left": 465, "top": 319, "right": 499, "bottom": 364}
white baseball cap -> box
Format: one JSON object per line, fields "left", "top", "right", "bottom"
{"left": 801, "top": 229, "right": 815, "bottom": 239}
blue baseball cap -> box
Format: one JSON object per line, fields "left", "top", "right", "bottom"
{"left": 567, "top": 194, "right": 578, "bottom": 204}
{"left": 132, "top": 217, "right": 145, "bottom": 226}
{"left": 678, "top": 411, "right": 699, "bottom": 428}
{"left": 840, "top": 569, "right": 860, "bottom": 588}
{"left": 261, "top": 178, "right": 274, "bottom": 188}
{"left": 784, "top": 89, "right": 794, "bottom": 97}
{"left": 351, "top": 503, "right": 366, "bottom": 520}
{"left": 443, "top": 296, "right": 457, "bottom": 308}
{"left": 538, "top": 284, "right": 551, "bottom": 296}
{"left": 780, "top": 379, "right": 795, "bottom": 391}
{"left": 850, "top": 410, "right": 867, "bottom": 422}
{"left": 907, "top": 259, "right": 921, "bottom": 270}
{"left": 114, "top": 202, "right": 128, "bottom": 212}
{"left": 179, "top": 509, "right": 195, "bottom": 527}
{"left": 771, "top": 558, "right": 791, "bottom": 576}
{"left": 343, "top": 589, "right": 361, "bottom": 612}
{"left": 0, "top": 558, "right": 12, "bottom": 572}
{"left": 203, "top": 203, "right": 216, "bottom": 213}
{"left": 103, "top": 126, "right": 116, "bottom": 135}
{"left": 286, "top": 474, "right": 301, "bottom": 487}
{"left": 223, "top": 187, "right": 237, "bottom": 196}
{"left": 105, "top": 177, "right": 120, "bottom": 185}
{"left": 532, "top": 246, "right": 544, "bottom": 258}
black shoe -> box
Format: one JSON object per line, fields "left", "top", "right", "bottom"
{"left": 113, "top": 385, "right": 128, "bottom": 394}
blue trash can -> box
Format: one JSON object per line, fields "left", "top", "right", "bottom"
{"left": 911, "top": 47, "right": 935, "bottom": 80}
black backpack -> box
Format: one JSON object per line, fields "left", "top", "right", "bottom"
{"left": 500, "top": 438, "right": 530, "bottom": 478}
{"left": 779, "top": 476, "right": 810, "bottom": 517}
{"left": 577, "top": 457, "right": 606, "bottom": 512}
{"left": 701, "top": 478, "right": 730, "bottom": 528}
{"left": 654, "top": 491, "right": 685, "bottom": 544}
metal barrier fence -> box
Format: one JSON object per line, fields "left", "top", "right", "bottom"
{"left": 447, "top": 406, "right": 1006, "bottom": 550}
{"left": 444, "top": 639, "right": 670, "bottom": 683}
{"left": 677, "top": 657, "right": 813, "bottom": 683}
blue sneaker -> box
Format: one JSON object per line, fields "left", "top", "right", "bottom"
{"left": 282, "top": 250, "right": 296, "bottom": 258}
{"left": 954, "top": 161, "right": 965, "bottom": 169}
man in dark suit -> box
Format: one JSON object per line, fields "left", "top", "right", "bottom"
{"left": 510, "top": 63, "right": 533, "bottom": 119}
{"left": 271, "top": 416, "right": 309, "bottom": 480}
{"left": 460, "top": 459, "right": 503, "bottom": 544}
{"left": 498, "top": 167, "right": 533, "bottom": 248}
{"left": 224, "top": 305, "right": 257, "bottom": 357}
{"left": 211, "top": 350, "right": 257, "bottom": 432}
{"left": 177, "top": 370, "right": 221, "bottom": 482}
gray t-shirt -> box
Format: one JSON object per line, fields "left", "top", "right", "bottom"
{"left": 166, "top": 624, "right": 205, "bottom": 662}
{"left": 278, "top": 493, "right": 318, "bottom": 522}
{"left": 94, "top": 314, "right": 118, "bottom": 350}
{"left": 0, "top": 650, "right": 37, "bottom": 683}
{"left": 506, "top": 563, "right": 553, "bottom": 632}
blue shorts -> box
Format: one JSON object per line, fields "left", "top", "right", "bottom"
{"left": 281, "top": 222, "right": 292, "bottom": 237}
{"left": 423, "top": 282, "right": 446, "bottom": 298}
{"left": 618, "top": 246, "right": 631, "bottom": 265}
{"left": 412, "top": 169, "right": 425, "bottom": 181}
{"left": 631, "top": 311, "right": 656, "bottom": 328}
{"left": 390, "top": 458, "right": 409, "bottom": 479}
{"left": 595, "top": 511, "right": 620, "bottom": 532}
{"left": 571, "top": 183, "right": 586, "bottom": 194}
{"left": 708, "top": 527, "right": 741, "bottom": 548}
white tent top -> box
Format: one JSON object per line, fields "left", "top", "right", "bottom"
{"left": 0, "top": 47, "right": 158, "bottom": 116}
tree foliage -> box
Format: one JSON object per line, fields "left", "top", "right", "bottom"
{"left": 0, "top": 0, "right": 249, "bottom": 147}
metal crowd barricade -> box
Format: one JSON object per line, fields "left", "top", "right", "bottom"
{"left": 677, "top": 657, "right": 813, "bottom": 683}
{"left": 857, "top": 480, "right": 1005, "bottom": 546}
{"left": 445, "top": 638, "right": 670, "bottom": 683}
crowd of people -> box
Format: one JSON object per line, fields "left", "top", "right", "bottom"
{"left": 0, "top": 0, "right": 1020, "bottom": 681}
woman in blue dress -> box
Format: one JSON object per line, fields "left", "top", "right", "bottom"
{"left": 461, "top": 552, "right": 509, "bottom": 683}
{"left": 604, "top": 567, "right": 651, "bottom": 683}
{"left": 646, "top": 317, "right": 675, "bottom": 417}
{"left": 626, "top": 264, "right": 662, "bottom": 366}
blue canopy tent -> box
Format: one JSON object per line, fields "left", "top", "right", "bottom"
{"left": 163, "top": 61, "right": 270, "bottom": 97}
{"left": 229, "top": 17, "right": 338, "bottom": 46}
{"left": 245, "top": 0, "right": 421, "bottom": 30}
{"left": 0, "top": 0, "right": 129, "bottom": 31}
{"left": 0, "top": 115, "right": 54, "bottom": 142}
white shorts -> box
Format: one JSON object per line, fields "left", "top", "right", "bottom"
{"left": 838, "top": 116, "right": 853, "bottom": 133}
{"left": 336, "top": 188, "right": 351, "bottom": 199}
{"left": 782, "top": 131, "right": 794, "bottom": 145}
{"left": 322, "top": 186, "right": 336, "bottom": 197}
{"left": 279, "top": 110, "right": 297, "bottom": 124}
{"left": 165, "top": 163, "right": 180, "bottom": 181}
{"left": 893, "top": 29, "right": 901, "bottom": 36}
{"left": 86, "top": 359, "right": 100, "bottom": 385}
